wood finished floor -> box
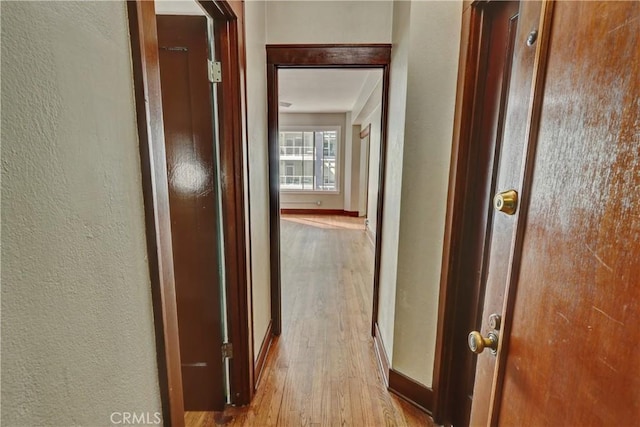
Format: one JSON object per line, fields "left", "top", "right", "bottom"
{"left": 186, "top": 215, "right": 433, "bottom": 426}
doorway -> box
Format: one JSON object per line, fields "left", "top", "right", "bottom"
{"left": 266, "top": 45, "right": 392, "bottom": 341}
{"left": 155, "top": 1, "right": 228, "bottom": 412}
{"left": 127, "top": 0, "right": 250, "bottom": 425}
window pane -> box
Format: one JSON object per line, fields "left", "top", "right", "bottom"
{"left": 280, "top": 129, "right": 338, "bottom": 192}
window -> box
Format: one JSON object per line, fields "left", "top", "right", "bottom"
{"left": 279, "top": 128, "right": 339, "bottom": 192}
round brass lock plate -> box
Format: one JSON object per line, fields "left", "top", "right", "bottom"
{"left": 494, "top": 190, "right": 518, "bottom": 215}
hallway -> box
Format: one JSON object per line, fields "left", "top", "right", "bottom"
{"left": 187, "top": 215, "right": 432, "bottom": 426}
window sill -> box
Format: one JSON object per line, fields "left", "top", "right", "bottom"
{"left": 280, "top": 190, "right": 341, "bottom": 196}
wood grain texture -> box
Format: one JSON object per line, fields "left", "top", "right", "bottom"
{"left": 388, "top": 369, "right": 434, "bottom": 414}
{"left": 266, "top": 44, "right": 391, "bottom": 66}
{"left": 157, "top": 14, "right": 226, "bottom": 412}
{"left": 495, "top": 1, "right": 640, "bottom": 424}
{"left": 373, "top": 323, "right": 390, "bottom": 386}
{"left": 210, "top": 0, "right": 253, "bottom": 405}
{"left": 186, "top": 216, "right": 434, "bottom": 426}
{"left": 433, "top": 2, "right": 520, "bottom": 425}
{"left": 468, "top": 1, "right": 544, "bottom": 424}
{"left": 254, "top": 320, "right": 273, "bottom": 389}
{"left": 130, "top": 0, "right": 251, "bottom": 415}
{"left": 127, "top": 2, "right": 184, "bottom": 425}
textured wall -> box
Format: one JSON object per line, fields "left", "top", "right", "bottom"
{"left": 244, "top": 0, "right": 272, "bottom": 361}
{"left": 1, "top": 1, "right": 162, "bottom": 425}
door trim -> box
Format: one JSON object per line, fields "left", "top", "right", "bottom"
{"left": 432, "top": 1, "right": 555, "bottom": 424}
{"left": 127, "top": 1, "right": 251, "bottom": 424}
{"left": 432, "top": 2, "right": 494, "bottom": 424}
{"left": 266, "top": 44, "right": 392, "bottom": 337}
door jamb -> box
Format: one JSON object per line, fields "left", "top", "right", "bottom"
{"left": 265, "top": 44, "right": 392, "bottom": 337}
{"left": 432, "top": 2, "right": 492, "bottom": 425}
{"left": 127, "top": 1, "right": 251, "bottom": 425}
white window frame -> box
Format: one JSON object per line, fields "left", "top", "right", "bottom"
{"left": 278, "top": 125, "right": 341, "bottom": 194}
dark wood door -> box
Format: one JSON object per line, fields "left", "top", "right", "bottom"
{"left": 469, "top": 1, "right": 640, "bottom": 424}
{"left": 157, "top": 15, "right": 226, "bottom": 411}
{"left": 450, "top": 2, "right": 521, "bottom": 426}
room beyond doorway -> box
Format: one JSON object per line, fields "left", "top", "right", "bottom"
{"left": 266, "top": 45, "right": 392, "bottom": 343}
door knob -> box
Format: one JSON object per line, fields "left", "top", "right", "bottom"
{"left": 468, "top": 331, "right": 499, "bottom": 354}
{"left": 494, "top": 189, "right": 518, "bottom": 215}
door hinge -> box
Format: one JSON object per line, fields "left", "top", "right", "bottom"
{"left": 222, "top": 342, "right": 233, "bottom": 359}
{"left": 208, "top": 60, "right": 222, "bottom": 83}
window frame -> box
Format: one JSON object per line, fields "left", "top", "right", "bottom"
{"left": 278, "top": 125, "right": 341, "bottom": 194}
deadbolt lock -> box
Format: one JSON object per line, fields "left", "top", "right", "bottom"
{"left": 494, "top": 190, "right": 518, "bottom": 215}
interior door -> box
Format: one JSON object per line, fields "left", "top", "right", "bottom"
{"left": 157, "top": 15, "right": 227, "bottom": 411}
{"left": 468, "top": 1, "right": 640, "bottom": 424}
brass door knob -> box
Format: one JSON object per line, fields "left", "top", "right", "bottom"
{"left": 468, "top": 331, "right": 499, "bottom": 354}
{"left": 494, "top": 190, "right": 518, "bottom": 215}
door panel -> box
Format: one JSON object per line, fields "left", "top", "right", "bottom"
{"left": 469, "top": 1, "right": 543, "bottom": 424}
{"left": 497, "top": 1, "right": 640, "bottom": 424}
{"left": 157, "top": 15, "right": 226, "bottom": 411}
{"left": 452, "top": 2, "right": 520, "bottom": 425}
{"left": 469, "top": 1, "right": 640, "bottom": 425}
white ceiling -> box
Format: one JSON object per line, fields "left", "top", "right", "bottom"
{"left": 279, "top": 69, "right": 375, "bottom": 113}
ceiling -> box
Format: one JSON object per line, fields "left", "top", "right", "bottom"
{"left": 279, "top": 69, "right": 376, "bottom": 113}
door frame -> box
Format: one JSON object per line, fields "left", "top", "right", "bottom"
{"left": 432, "top": 1, "right": 503, "bottom": 424}
{"left": 359, "top": 124, "right": 371, "bottom": 218}
{"left": 266, "top": 45, "right": 392, "bottom": 337}
{"left": 127, "top": 1, "right": 251, "bottom": 425}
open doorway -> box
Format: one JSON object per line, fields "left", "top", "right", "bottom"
{"left": 267, "top": 41, "right": 391, "bottom": 384}
{"left": 127, "top": 0, "right": 250, "bottom": 425}
{"left": 154, "top": 0, "right": 229, "bottom": 415}
{"left": 276, "top": 68, "right": 384, "bottom": 335}
{"left": 265, "top": 43, "right": 391, "bottom": 373}
{"left": 258, "top": 45, "right": 431, "bottom": 424}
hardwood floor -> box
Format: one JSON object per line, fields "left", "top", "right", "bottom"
{"left": 186, "top": 215, "right": 433, "bottom": 426}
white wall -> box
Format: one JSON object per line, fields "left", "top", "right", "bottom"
{"left": 379, "top": 0, "right": 462, "bottom": 387}
{"left": 352, "top": 76, "right": 384, "bottom": 235}
{"left": 363, "top": 104, "right": 382, "bottom": 236}
{"left": 244, "top": 0, "right": 272, "bottom": 361}
{"left": 279, "top": 113, "right": 347, "bottom": 210}
{"left": 376, "top": 0, "right": 412, "bottom": 365}
{"left": 252, "top": 0, "right": 462, "bottom": 391}
{"left": 1, "top": 1, "right": 162, "bottom": 425}
{"left": 266, "top": 1, "right": 392, "bottom": 44}
{"left": 345, "top": 123, "right": 362, "bottom": 213}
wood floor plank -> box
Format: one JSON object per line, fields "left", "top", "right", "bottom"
{"left": 186, "top": 215, "right": 434, "bottom": 426}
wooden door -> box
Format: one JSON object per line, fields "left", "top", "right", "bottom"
{"left": 157, "top": 15, "right": 226, "bottom": 411}
{"left": 469, "top": 1, "right": 640, "bottom": 424}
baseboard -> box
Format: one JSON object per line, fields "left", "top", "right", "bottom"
{"left": 365, "top": 226, "right": 375, "bottom": 248}
{"left": 254, "top": 320, "right": 273, "bottom": 389}
{"left": 280, "top": 208, "right": 359, "bottom": 217}
{"left": 373, "top": 323, "right": 390, "bottom": 386}
{"left": 374, "top": 323, "right": 433, "bottom": 414}
{"left": 388, "top": 369, "right": 434, "bottom": 414}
